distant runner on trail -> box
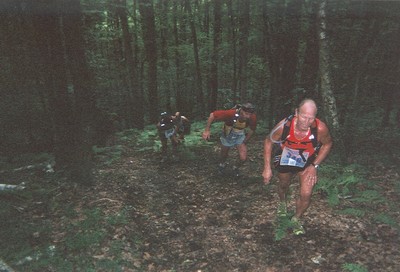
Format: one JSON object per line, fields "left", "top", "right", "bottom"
{"left": 172, "top": 112, "right": 191, "bottom": 143}
{"left": 157, "top": 111, "right": 191, "bottom": 163}
{"left": 202, "top": 102, "right": 257, "bottom": 177}
{"left": 262, "top": 99, "right": 333, "bottom": 235}
{"left": 157, "top": 112, "right": 179, "bottom": 162}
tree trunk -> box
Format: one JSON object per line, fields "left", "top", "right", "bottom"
{"left": 185, "top": 0, "right": 204, "bottom": 116}
{"left": 262, "top": 0, "right": 304, "bottom": 120}
{"left": 280, "top": 0, "right": 303, "bottom": 115}
{"left": 172, "top": 0, "right": 184, "bottom": 112}
{"left": 31, "top": 1, "right": 79, "bottom": 180}
{"left": 318, "top": 1, "right": 339, "bottom": 130}
{"left": 138, "top": 0, "right": 158, "bottom": 124}
{"left": 227, "top": 0, "right": 238, "bottom": 105}
{"left": 318, "top": 0, "right": 343, "bottom": 157}
{"left": 237, "top": 0, "right": 250, "bottom": 102}
{"left": 300, "top": 0, "right": 319, "bottom": 94}
{"left": 117, "top": 0, "right": 144, "bottom": 129}
{"left": 158, "top": 0, "right": 172, "bottom": 113}
{"left": 209, "top": 0, "right": 222, "bottom": 111}
{"left": 61, "top": 0, "right": 98, "bottom": 185}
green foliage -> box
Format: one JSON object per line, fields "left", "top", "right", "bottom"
{"left": 115, "top": 121, "right": 215, "bottom": 160}
{"left": 314, "top": 162, "right": 399, "bottom": 232}
{"left": 315, "top": 163, "right": 368, "bottom": 207}
{"left": 395, "top": 181, "right": 400, "bottom": 194}
{"left": 350, "top": 190, "right": 385, "bottom": 204}
{"left": 273, "top": 211, "right": 295, "bottom": 241}
{"left": 106, "top": 209, "right": 129, "bottom": 226}
{"left": 342, "top": 263, "right": 368, "bottom": 272}
{"left": 373, "top": 213, "right": 399, "bottom": 230}
{"left": 338, "top": 208, "right": 366, "bottom": 217}
{"left": 274, "top": 216, "right": 291, "bottom": 241}
{"left": 0, "top": 194, "right": 139, "bottom": 272}
{"left": 93, "top": 145, "right": 123, "bottom": 165}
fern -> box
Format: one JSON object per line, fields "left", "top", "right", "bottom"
{"left": 327, "top": 187, "right": 340, "bottom": 206}
{"left": 338, "top": 208, "right": 366, "bottom": 217}
{"left": 350, "top": 190, "right": 385, "bottom": 204}
{"left": 273, "top": 214, "right": 293, "bottom": 241}
{"left": 342, "top": 263, "right": 368, "bottom": 272}
{"left": 373, "top": 213, "right": 400, "bottom": 229}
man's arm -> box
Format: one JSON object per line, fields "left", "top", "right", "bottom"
{"left": 313, "top": 121, "right": 333, "bottom": 166}
{"left": 262, "top": 120, "right": 285, "bottom": 184}
{"left": 243, "top": 129, "right": 254, "bottom": 144}
{"left": 202, "top": 112, "right": 215, "bottom": 140}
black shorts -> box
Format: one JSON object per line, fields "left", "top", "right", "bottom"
{"left": 273, "top": 145, "right": 315, "bottom": 174}
{"left": 275, "top": 164, "right": 310, "bottom": 174}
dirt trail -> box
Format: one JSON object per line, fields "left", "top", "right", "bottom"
{"left": 94, "top": 137, "right": 400, "bottom": 271}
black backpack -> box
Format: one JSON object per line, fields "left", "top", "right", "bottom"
{"left": 159, "top": 115, "right": 174, "bottom": 131}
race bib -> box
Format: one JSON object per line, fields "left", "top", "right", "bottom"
{"left": 280, "top": 147, "right": 309, "bottom": 168}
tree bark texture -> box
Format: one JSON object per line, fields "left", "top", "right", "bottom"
{"left": 209, "top": 0, "right": 222, "bottom": 112}
{"left": 138, "top": 0, "right": 158, "bottom": 124}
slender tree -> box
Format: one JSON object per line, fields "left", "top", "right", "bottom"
{"left": 209, "top": 0, "right": 222, "bottom": 111}
{"left": 237, "top": 0, "right": 250, "bottom": 102}
{"left": 158, "top": 0, "right": 172, "bottom": 113}
{"left": 227, "top": 0, "right": 238, "bottom": 105}
{"left": 138, "top": 0, "right": 158, "bottom": 123}
{"left": 117, "top": 0, "right": 144, "bottom": 129}
{"left": 300, "top": 0, "right": 319, "bottom": 94}
{"left": 172, "top": 0, "right": 184, "bottom": 112}
{"left": 185, "top": 0, "right": 204, "bottom": 115}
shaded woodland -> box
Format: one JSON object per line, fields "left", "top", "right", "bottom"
{"left": 1, "top": 0, "right": 399, "bottom": 181}
{"left": 1, "top": 1, "right": 400, "bottom": 271}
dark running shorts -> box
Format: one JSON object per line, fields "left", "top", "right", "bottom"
{"left": 273, "top": 148, "right": 314, "bottom": 173}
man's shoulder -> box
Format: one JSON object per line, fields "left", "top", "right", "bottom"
{"left": 213, "top": 109, "right": 236, "bottom": 117}
{"left": 315, "top": 118, "right": 330, "bottom": 134}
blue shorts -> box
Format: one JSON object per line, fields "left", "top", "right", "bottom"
{"left": 220, "top": 132, "right": 245, "bottom": 147}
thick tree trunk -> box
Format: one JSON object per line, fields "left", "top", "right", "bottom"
{"left": 117, "top": 0, "right": 144, "bottom": 129}
{"left": 158, "top": 0, "right": 172, "bottom": 113}
{"left": 185, "top": 0, "right": 204, "bottom": 116}
{"left": 61, "top": 0, "right": 97, "bottom": 185}
{"left": 263, "top": 1, "right": 302, "bottom": 122}
{"left": 318, "top": 0, "right": 340, "bottom": 131}
{"left": 300, "top": 0, "right": 319, "bottom": 94}
{"left": 209, "top": 0, "right": 222, "bottom": 111}
{"left": 32, "top": 1, "right": 92, "bottom": 183}
{"left": 237, "top": 0, "right": 250, "bottom": 102}
{"left": 318, "top": 0, "right": 343, "bottom": 158}
{"left": 138, "top": 0, "right": 158, "bottom": 123}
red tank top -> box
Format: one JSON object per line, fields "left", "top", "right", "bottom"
{"left": 281, "top": 117, "right": 319, "bottom": 158}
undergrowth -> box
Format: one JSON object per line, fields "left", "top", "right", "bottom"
{"left": 1, "top": 119, "right": 400, "bottom": 268}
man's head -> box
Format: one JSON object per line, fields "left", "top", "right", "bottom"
{"left": 295, "top": 99, "right": 317, "bottom": 130}
{"left": 239, "top": 102, "right": 255, "bottom": 119}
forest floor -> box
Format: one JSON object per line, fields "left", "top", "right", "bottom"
{"left": 2, "top": 132, "right": 400, "bottom": 271}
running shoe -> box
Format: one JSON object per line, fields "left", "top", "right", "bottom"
{"left": 291, "top": 217, "right": 305, "bottom": 235}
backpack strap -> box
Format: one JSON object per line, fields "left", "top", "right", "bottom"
{"left": 310, "top": 119, "right": 319, "bottom": 150}
{"left": 280, "top": 115, "right": 294, "bottom": 142}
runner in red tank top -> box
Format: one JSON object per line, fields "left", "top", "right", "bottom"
{"left": 202, "top": 103, "right": 257, "bottom": 177}
{"left": 262, "top": 99, "right": 333, "bottom": 235}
